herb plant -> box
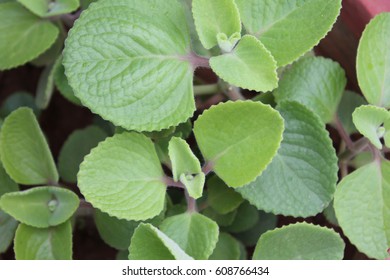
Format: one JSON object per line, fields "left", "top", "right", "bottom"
{"left": 0, "top": 0, "right": 389, "bottom": 260}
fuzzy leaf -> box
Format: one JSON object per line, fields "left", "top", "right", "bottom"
{"left": 0, "top": 2, "right": 59, "bottom": 70}
{"left": 14, "top": 221, "right": 72, "bottom": 260}
{"left": 275, "top": 57, "right": 346, "bottom": 123}
{"left": 207, "top": 176, "right": 243, "bottom": 214}
{"left": 78, "top": 132, "right": 166, "bottom": 221}
{"left": 236, "top": 0, "right": 341, "bottom": 66}
{"left": 58, "top": 126, "right": 107, "bottom": 183}
{"left": 385, "top": 119, "right": 390, "bottom": 148}
{"left": 160, "top": 212, "right": 219, "bottom": 260}
{"left": 54, "top": 57, "right": 81, "bottom": 105}
{"left": 0, "top": 162, "right": 19, "bottom": 197}
{"left": 253, "top": 223, "right": 345, "bottom": 260}
{"left": 0, "top": 108, "right": 58, "bottom": 185}
{"left": 63, "top": 0, "right": 195, "bottom": 132}
{"left": 352, "top": 105, "right": 390, "bottom": 149}
{"left": 129, "top": 223, "right": 193, "bottom": 260}
{"left": 35, "top": 60, "right": 58, "bottom": 109}
{"left": 210, "top": 35, "right": 278, "bottom": 92}
{"left": 0, "top": 92, "right": 40, "bottom": 118}
{"left": 357, "top": 13, "right": 390, "bottom": 108}
{"left": 337, "top": 91, "right": 367, "bottom": 134}
{"left": 0, "top": 187, "right": 79, "bottom": 228}
{"left": 223, "top": 201, "right": 259, "bottom": 233}
{"left": 209, "top": 232, "right": 241, "bottom": 260}
{"left": 334, "top": 160, "right": 390, "bottom": 259}
{"left": 238, "top": 102, "right": 338, "bottom": 217}
{"left": 192, "top": 0, "right": 241, "bottom": 49}
{"left": 17, "top": 0, "right": 80, "bottom": 17}
{"left": 202, "top": 208, "right": 237, "bottom": 227}
{"left": 193, "top": 101, "right": 284, "bottom": 187}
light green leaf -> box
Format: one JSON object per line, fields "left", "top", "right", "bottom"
{"left": 238, "top": 102, "right": 338, "bottom": 217}
{"left": 192, "top": 0, "right": 241, "bottom": 50}
{"left": 160, "top": 212, "right": 219, "bottom": 260}
{"left": 336, "top": 91, "right": 367, "bottom": 134}
{"left": 193, "top": 101, "right": 284, "bottom": 187}
{"left": 334, "top": 160, "right": 390, "bottom": 259}
{"left": 275, "top": 57, "right": 346, "bottom": 123}
{"left": 253, "top": 222, "right": 345, "bottom": 260}
{"left": 0, "top": 92, "right": 40, "bottom": 118}
{"left": 31, "top": 26, "right": 65, "bottom": 67}
{"left": 0, "top": 162, "right": 19, "bottom": 197}
{"left": 0, "top": 210, "right": 18, "bottom": 253}
{"left": 54, "top": 57, "right": 81, "bottom": 105}
{"left": 63, "top": 0, "right": 195, "bottom": 132}
{"left": 223, "top": 201, "right": 259, "bottom": 233}
{"left": 323, "top": 201, "right": 338, "bottom": 226}
{"left": 236, "top": 0, "right": 341, "bottom": 66}
{"left": 35, "top": 60, "right": 59, "bottom": 109}
{"left": 0, "top": 186, "right": 79, "bottom": 228}
{"left": 58, "top": 126, "right": 107, "bottom": 183}
{"left": 17, "top": 0, "right": 80, "bottom": 17}
{"left": 129, "top": 223, "right": 193, "bottom": 260}
{"left": 0, "top": 107, "right": 58, "bottom": 185}
{"left": 209, "top": 232, "right": 241, "bottom": 260}
{"left": 14, "top": 221, "right": 72, "bottom": 260}
{"left": 78, "top": 132, "right": 166, "bottom": 221}
{"left": 0, "top": 2, "right": 59, "bottom": 70}
{"left": 352, "top": 105, "right": 390, "bottom": 149}
{"left": 207, "top": 176, "right": 243, "bottom": 214}
{"left": 210, "top": 35, "right": 278, "bottom": 92}
{"left": 385, "top": 119, "right": 390, "bottom": 148}
{"left": 357, "top": 13, "right": 390, "bottom": 107}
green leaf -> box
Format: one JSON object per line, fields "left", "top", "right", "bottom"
{"left": 31, "top": 26, "right": 65, "bottom": 67}
{"left": 63, "top": 0, "right": 195, "bottom": 132}
{"left": 0, "top": 186, "right": 79, "bottom": 228}
{"left": 78, "top": 132, "right": 166, "bottom": 221}
{"left": 236, "top": 0, "right": 341, "bottom": 66}
{"left": 323, "top": 201, "right": 338, "bottom": 226}
{"left": 54, "top": 57, "right": 82, "bottom": 105}
{"left": 14, "top": 221, "right": 72, "bottom": 260}
{"left": 334, "top": 160, "right": 390, "bottom": 259}
{"left": 0, "top": 107, "right": 59, "bottom": 185}
{"left": 352, "top": 105, "right": 390, "bottom": 149}
{"left": 17, "top": 0, "right": 80, "bottom": 17}
{"left": 94, "top": 209, "right": 164, "bottom": 251}
{"left": 275, "top": 57, "right": 346, "bottom": 123}
{"left": 58, "top": 126, "right": 107, "bottom": 183}
{"left": 160, "top": 212, "right": 219, "bottom": 260}
{"left": 210, "top": 35, "right": 278, "bottom": 92}
{"left": 193, "top": 101, "right": 284, "bottom": 187}
{"left": 202, "top": 207, "right": 237, "bottom": 227}
{"left": 0, "top": 210, "right": 18, "bottom": 253}
{"left": 238, "top": 102, "right": 338, "bottom": 217}
{"left": 192, "top": 0, "right": 241, "bottom": 50}
{"left": 253, "top": 222, "right": 345, "bottom": 260}
{"left": 209, "top": 232, "right": 241, "bottom": 260}
{"left": 223, "top": 201, "right": 259, "bottom": 233}
{"left": 207, "top": 176, "right": 243, "bottom": 214}
{"left": 357, "top": 13, "right": 390, "bottom": 107}
{"left": 35, "top": 61, "right": 58, "bottom": 109}
{"left": 385, "top": 119, "right": 390, "bottom": 148}
{"left": 0, "top": 92, "right": 40, "bottom": 118}
{"left": 336, "top": 91, "right": 367, "bottom": 134}
{"left": 0, "top": 2, "right": 59, "bottom": 70}
{"left": 129, "top": 223, "right": 193, "bottom": 260}
{"left": 0, "top": 162, "right": 19, "bottom": 197}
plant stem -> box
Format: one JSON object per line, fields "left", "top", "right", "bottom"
{"left": 185, "top": 190, "right": 198, "bottom": 213}
{"left": 76, "top": 199, "right": 94, "bottom": 217}
{"left": 202, "top": 161, "right": 214, "bottom": 176}
{"left": 339, "top": 138, "right": 370, "bottom": 162}
{"left": 334, "top": 115, "right": 354, "bottom": 150}
{"left": 225, "top": 85, "right": 245, "bottom": 100}
{"left": 163, "top": 176, "right": 185, "bottom": 189}
{"left": 187, "top": 52, "right": 210, "bottom": 69}
{"left": 194, "top": 84, "right": 220, "bottom": 96}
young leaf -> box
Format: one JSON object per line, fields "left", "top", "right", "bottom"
{"left": 223, "top": 202, "right": 259, "bottom": 233}
{"left": 336, "top": 91, "right": 367, "bottom": 134}
{"left": 58, "top": 126, "right": 107, "bottom": 183}
{"left": 357, "top": 13, "right": 390, "bottom": 108}
{"left": 275, "top": 57, "right": 346, "bottom": 123}
{"left": 193, "top": 101, "right": 284, "bottom": 187}
{"left": 207, "top": 176, "right": 243, "bottom": 214}
{"left": 0, "top": 92, "right": 40, "bottom": 118}
{"left": 352, "top": 105, "right": 390, "bottom": 149}
{"left": 0, "top": 2, "right": 59, "bottom": 70}
{"left": 129, "top": 223, "right": 193, "bottom": 260}
{"left": 0, "top": 210, "right": 18, "bottom": 253}
{"left": 0, "top": 186, "right": 79, "bottom": 228}
{"left": 235, "top": 0, "right": 342, "bottom": 66}
{"left": 192, "top": 0, "right": 241, "bottom": 50}
{"left": 238, "top": 102, "right": 338, "bottom": 217}
{"left": 0, "top": 107, "right": 59, "bottom": 185}
{"left": 159, "top": 212, "right": 219, "bottom": 260}
{"left": 209, "top": 232, "right": 241, "bottom": 260}
{"left": 17, "top": 0, "right": 80, "bottom": 17}
{"left": 63, "top": 0, "right": 195, "bottom": 132}
{"left": 54, "top": 57, "right": 81, "bottom": 105}
{"left": 334, "top": 160, "right": 390, "bottom": 259}
{"left": 14, "top": 221, "right": 72, "bottom": 260}
{"left": 253, "top": 223, "right": 345, "bottom": 260}
{"left": 78, "top": 132, "right": 166, "bottom": 221}
{"left": 210, "top": 35, "right": 278, "bottom": 92}
{"left": 35, "top": 60, "right": 59, "bottom": 109}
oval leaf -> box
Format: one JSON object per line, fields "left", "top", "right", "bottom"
{"left": 0, "top": 92, "right": 40, "bottom": 118}
{"left": 63, "top": 0, "right": 195, "bottom": 131}
{"left": 357, "top": 13, "right": 390, "bottom": 107}
{"left": 0, "top": 186, "right": 79, "bottom": 228}
{"left": 253, "top": 222, "right": 345, "bottom": 260}
{"left": 17, "top": 0, "right": 80, "bottom": 17}
{"left": 209, "top": 232, "right": 241, "bottom": 260}
{"left": 334, "top": 160, "right": 390, "bottom": 259}
{"left": 0, "top": 210, "right": 18, "bottom": 253}
{"left": 193, "top": 101, "right": 284, "bottom": 187}
{"left": 78, "top": 132, "right": 166, "bottom": 221}
{"left": 238, "top": 102, "right": 338, "bottom": 217}
{"left": 223, "top": 201, "right": 259, "bottom": 233}
{"left": 336, "top": 90, "right": 367, "bottom": 134}
{"left": 54, "top": 57, "right": 81, "bottom": 105}
{"left": 0, "top": 107, "right": 59, "bottom": 185}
